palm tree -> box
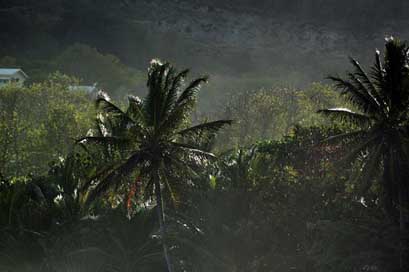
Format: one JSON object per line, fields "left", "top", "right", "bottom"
{"left": 79, "top": 60, "right": 232, "bottom": 272}
{"left": 318, "top": 37, "right": 409, "bottom": 270}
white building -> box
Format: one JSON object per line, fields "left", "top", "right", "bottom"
{"left": 0, "top": 68, "right": 28, "bottom": 87}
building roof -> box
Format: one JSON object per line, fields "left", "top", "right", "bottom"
{"left": 0, "top": 68, "right": 28, "bottom": 78}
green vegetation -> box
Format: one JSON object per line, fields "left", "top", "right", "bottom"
{"left": 0, "top": 73, "right": 93, "bottom": 178}
{"left": 1, "top": 34, "right": 409, "bottom": 272}
{"left": 216, "top": 83, "right": 345, "bottom": 147}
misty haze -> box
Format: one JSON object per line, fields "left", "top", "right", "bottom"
{"left": 1, "top": 1, "right": 409, "bottom": 271}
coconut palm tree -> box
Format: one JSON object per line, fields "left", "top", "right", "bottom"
{"left": 318, "top": 37, "right": 409, "bottom": 270}
{"left": 79, "top": 60, "right": 232, "bottom": 272}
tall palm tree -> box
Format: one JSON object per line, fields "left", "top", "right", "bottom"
{"left": 79, "top": 60, "right": 232, "bottom": 272}
{"left": 318, "top": 37, "right": 409, "bottom": 270}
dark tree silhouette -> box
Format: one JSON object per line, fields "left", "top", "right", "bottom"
{"left": 79, "top": 60, "right": 232, "bottom": 272}
{"left": 319, "top": 37, "right": 409, "bottom": 271}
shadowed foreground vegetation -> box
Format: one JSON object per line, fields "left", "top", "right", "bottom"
{"left": 1, "top": 38, "right": 409, "bottom": 272}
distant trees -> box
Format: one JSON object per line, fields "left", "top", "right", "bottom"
{"left": 0, "top": 44, "right": 146, "bottom": 95}
{"left": 0, "top": 73, "right": 93, "bottom": 177}
{"left": 218, "top": 83, "right": 344, "bottom": 147}
{"left": 319, "top": 37, "right": 409, "bottom": 271}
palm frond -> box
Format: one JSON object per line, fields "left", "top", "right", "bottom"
{"left": 171, "top": 69, "right": 189, "bottom": 95}
{"left": 156, "top": 63, "right": 172, "bottom": 123}
{"left": 76, "top": 136, "right": 129, "bottom": 145}
{"left": 159, "top": 106, "right": 189, "bottom": 137}
{"left": 339, "top": 134, "right": 380, "bottom": 166}
{"left": 356, "top": 141, "right": 384, "bottom": 194}
{"left": 176, "top": 76, "right": 208, "bottom": 108}
{"left": 349, "top": 57, "right": 387, "bottom": 115}
{"left": 96, "top": 95, "right": 136, "bottom": 136}
{"left": 170, "top": 142, "right": 216, "bottom": 159}
{"left": 328, "top": 76, "right": 379, "bottom": 115}
{"left": 384, "top": 38, "right": 409, "bottom": 115}
{"left": 161, "top": 69, "right": 189, "bottom": 122}
{"left": 96, "top": 94, "right": 126, "bottom": 116}
{"left": 347, "top": 71, "right": 382, "bottom": 116}
{"left": 85, "top": 152, "right": 145, "bottom": 205}
{"left": 317, "top": 108, "right": 372, "bottom": 127}
{"left": 320, "top": 130, "right": 367, "bottom": 145}
{"left": 177, "top": 120, "right": 233, "bottom": 137}
{"left": 145, "top": 60, "right": 169, "bottom": 127}
{"left": 159, "top": 165, "right": 178, "bottom": 207}
{"left": 159, "top": 78, "right": 207, "bottom": 136}
{"left": 163, "top": 156, "right": 200, "bottom": 179}
{"left": 370, "top": 49, "right": 386, "bottom": 97}
{"left": 126, "top": 95, "right": 145, "bottom": 124}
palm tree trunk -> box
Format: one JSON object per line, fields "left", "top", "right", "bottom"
{"left": 383, "top": 152, "right": 396, "bottom": 221}
{"left": 398, "top": 187, "right": 409, "bottom": 271}
{"left": 390, "top": 149, "right": 409, "bottom": 272}
{"left": 383, "top": 151, "right": 408, "bottom": 271}
{"left": 154, "top": 170, "right": 173, "bottom": 272}
{"left": 397, "top": 155, "right": 409, "bottom": 272}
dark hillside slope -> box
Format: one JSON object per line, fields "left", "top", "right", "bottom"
{"left": 1, "top": 0, "right": 409, "bottom": 106}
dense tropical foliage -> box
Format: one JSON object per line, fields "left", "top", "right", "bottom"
{"left": 1, "top": 36, "right": 409, "bottom": 272}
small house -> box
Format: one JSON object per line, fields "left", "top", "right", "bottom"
{"left": 0, "top": 68, "right": 28, "bottom": 87}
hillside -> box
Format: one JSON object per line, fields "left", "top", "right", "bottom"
{"left": 1, "top": 0, "right": 409, "bottom": 105}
